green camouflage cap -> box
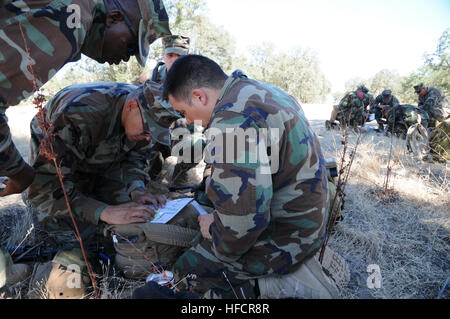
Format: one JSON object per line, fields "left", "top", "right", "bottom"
{"left": 414, "top": 83, "right": 424, "bottom": 93}
{"left": 136, "top": 81, "right": 181, "bottom": 146}
{"left": 382, "top": 89, "right": 392, "bottom": 96}
{"left": 136, "top": 0, "right": 172, "bottom": 67}
{"left": 162, "top": 35, "right": 190, "bottom": 56}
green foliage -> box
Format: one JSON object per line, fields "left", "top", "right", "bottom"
{"left": 244, "top": 44, "right": 331, "bottom": 103}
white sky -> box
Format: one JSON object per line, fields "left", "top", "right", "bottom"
{"left": 205, "top": 0, "right": 450, "bottom": 92}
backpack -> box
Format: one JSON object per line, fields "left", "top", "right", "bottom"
{"left": 104, "top": 202, "right": 207, "bottom": 279}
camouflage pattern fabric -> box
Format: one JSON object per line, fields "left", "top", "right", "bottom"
{"left": 418, "top": 87, "right": 449, "bottom": 126}
{"left": 0, "top": 0, "right": 171, "bottom": 177}
{"left": 161, "top": 35, "right": 190, "bottom": 56}
{"left": 26, "top": 82, "right": 154, "bottom": 232}
{"left": 151, "top": 62, "right": 167, "bottom": 84}
{"left": 429, "top": 119, "right": 450, "bottom": 161}
{"left": 0, "top": 0, "right": 102, "bottom": 177}
{"left": 371, "top": 93, "right": 399, "bottom": 127}
{"left": 173, "top": 70, "right": 329, "bottom": 298}
{"left": 336, "top": 91, "right": 374, "bottom": 128}
{"left": 387, "top": 104, "right": 430, "bottom": 135}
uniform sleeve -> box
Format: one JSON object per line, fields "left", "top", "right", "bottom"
{"left": 121, "top": 142, "right": 151, "bottom": 194}
{"left": 206, "top": 112, "right": 273, "bottom": 263}
{"left": 423, "top": 90, "right": 440, "bottom": 110}
{"left": 0, "top": 0, "right": 95, "bottom": 176}
{"left": 28, "top": 110, "right": 107, "bottom": 226}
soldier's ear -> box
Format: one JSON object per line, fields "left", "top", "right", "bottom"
{"left": 191, "top": 89, "right": 206, "bottom": 106}
{"left": 105, "top": 10, "right": 124, "bottom": 26}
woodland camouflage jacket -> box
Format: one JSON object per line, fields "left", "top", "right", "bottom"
{"left": 204, "top": 70, "right": 328, "bottom": 274}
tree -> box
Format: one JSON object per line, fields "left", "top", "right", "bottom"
{"left": 243, "top": 44, "right": 331, "bottom": 103}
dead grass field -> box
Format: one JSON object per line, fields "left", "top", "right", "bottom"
{"left": 1, "top": 103, "right": 449, "bottom": 299}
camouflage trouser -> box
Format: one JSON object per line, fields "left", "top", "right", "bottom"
{"left": 372, "top": 106, "right": 389, "bottom": 128}
{"left": 172, "top": 235, "right": 259, "bottom": 299}
{"left": 336, "top": 107, "right": 366, "bottom": 128}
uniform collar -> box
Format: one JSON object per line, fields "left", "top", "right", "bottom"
{"left": 216, "top": 70, "right": 247, "bottom": 104}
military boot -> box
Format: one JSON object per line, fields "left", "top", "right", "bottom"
{"left": 257, "top": 255, "right": 340, "bottom": 299}
{"left": 28, "top": 261, "right": 90, "bottom": 299}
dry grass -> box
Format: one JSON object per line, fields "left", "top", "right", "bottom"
{"left": 1, "top": 104, "right": 449, "bottom": 299}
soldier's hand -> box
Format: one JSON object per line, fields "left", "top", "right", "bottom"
{"left": 130, "top": 190, "right": 166, "bottom": 209}
{"left": 198, "top": 213, "right": 214, "bottom": 240}
{"left": 100, "top": 202, "right": 156, "bottom": 225}
{"left": 0, "top": 163, "right": 35, "bottom": 197}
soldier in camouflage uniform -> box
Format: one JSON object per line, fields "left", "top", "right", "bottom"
{"left": 370, "top": 89, "right": 399, "bottom": 132}
{"left": 0, "top": 0, "right": 171, "bottom": 198}
{"left": 161, "top": 55, "right": 338, "bottom": 299}
{"left": 22, "top": 81, "right": 179, "bottom": 298}
{"left": 387, "top": 104, "right": 430, "bottom": 138}
{"left": 142, "top": 35, "right": 206, "bottom": 184}
{"left": 326, "top": 84, "right": 374, "bottom": 131}
{"left": 414, "top": 83, "right": 449, "bottom": 128}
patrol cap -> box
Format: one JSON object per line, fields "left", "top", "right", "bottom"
{"left": 382, "top": 90, "right": 392, "bottom": 96}
{"left": 136, "top": 81, "right": 181, "bottom": 146}
{"left": 414, "top": 83, "right": 424, "bottom": 93}
{"left": 136, "top": 0, "right": 172, "bottom": 67}
{"left": 357, "top": 84, "right": 369, "bottom": 94}
{"left": 162, "top": 35, "right": 190, "bottom": 56}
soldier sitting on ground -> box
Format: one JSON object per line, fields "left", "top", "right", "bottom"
{"left": 370, "top": 89, "right": 399, "bottom": 132}
{"left": 326, "top": 84, "right": 374, "bottom": 131}
{"left": 386, "top": 104, "right": 430, "bottom": 139}
{"left": 138, "top": 54, "right": 341, "bottom": 299}
{"left": 11, "top": 81, "right": 179, "bottom": 298}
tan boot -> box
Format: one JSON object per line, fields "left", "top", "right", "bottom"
{"left": 317, "top": 246, "right": 350, "bottom": 288}
{"left": 258, "top": 255, "right": 340, "bottom": 299}
{"left": 28, "top": 262, "right": 90, "bottom": 299}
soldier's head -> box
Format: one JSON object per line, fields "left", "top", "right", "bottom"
{"left": 356, "top": 84, "right": 368, "bottom": 99}
{"left": 162, "top": 35, "right": 190, "bottom": 71}
{"left": 101, "top": 0, "right": 171, "bottom": 66}
{"left": 414, "top": 83, "right": 427, "bottom": 96}
{"left": 122, "top": 83, "right": 180, "bottom": 145}
{"left": 382, "top": 89, "right": 392, "bottom": 103}
{"left": 163, "top": 55, "right": 228, "bottom": 127}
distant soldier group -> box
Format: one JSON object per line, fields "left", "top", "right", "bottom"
{"left": 326, "top": 82, "right": 449, "bottom": 161}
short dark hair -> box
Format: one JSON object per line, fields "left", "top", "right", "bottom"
{"left": 163, "top": 55, "right": 227, "bottom": 103}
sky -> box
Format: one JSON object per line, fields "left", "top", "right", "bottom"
{"left": 205, "top": 0, "right": 450, "bottom": 92}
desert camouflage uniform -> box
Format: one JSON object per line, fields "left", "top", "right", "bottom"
{"left": 0, "top": 0, "right": 170, "bottom": 178}
{"left": 417, "top": 87, "right": 449, "bottom": 127}
{"left": 26, "top": 81, "right": 178, "bottom": 271}
{"left": 173, "top": 71, "right": 329, "bottom": 298}
{"left": 336, "top": 91, "right": 374, "bottom": 129}
{"left": 371, "top": 93, "right": 399, "bottom": 129}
